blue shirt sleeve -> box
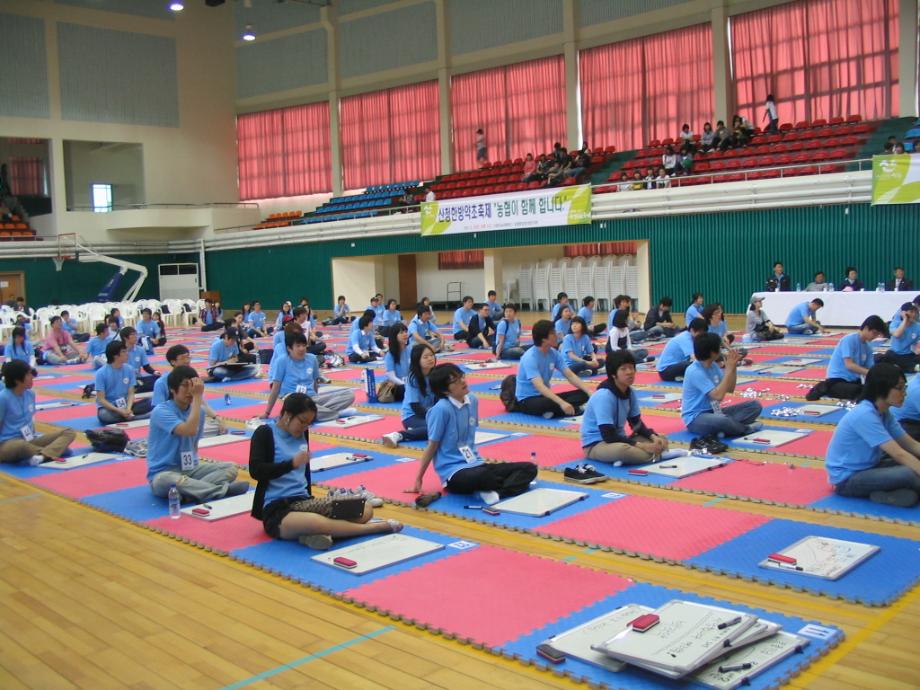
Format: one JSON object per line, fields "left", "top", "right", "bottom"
{"left": 427, "top": 402, "right": 447, "bottom": 444}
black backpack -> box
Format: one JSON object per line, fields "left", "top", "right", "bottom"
{"left": 85, "top": 428, "right": 130, "bottom": 453}
{"left": 499, "top": 375, "right": 517, "bottom": 412}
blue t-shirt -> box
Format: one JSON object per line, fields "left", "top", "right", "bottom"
{"left": 711, "top": 320, "right": 727, "bottom": 338}
{"left": 371, "top": 304, "right": 385, "bottom": 326}
{"left": 408, "top": 316, "right": 435, "bottom": 339}
{"left": 402, "top": 373, "right": 435, "bottom": 421}
{"left": 452, "top": 307, "right": 475, "bottom": 333}
{"left": 554, "top": 317, "right": 572, "bottom": 340}
{"left": 826, "top": 333, "right": 873, "bottom": 381}
{"left": 272, "top": 353, "right": 319, "bottom": 396}
{"left": 656, "top": 331, "right": 694, "bottom": 371}
{"left": 0, "top": 387, "right": 36, "bottom": 443}
{"left": 551, "top": 302, "right": 568, "bottom": 321}
{"left": 384, "top": 347, "right": 410, "bottom": 380}
{"left": 208, "top": 338, "right": 239, "bottom": 366}
{"left": 94, "top": 364, "right": 136, "bottom": 409}
{"left": 496, "top": 319, "right": 521, "bottom": 350}
{"left": 891, "top": 310, "right": 903, "bottom": 328}
{"left": 152, "top": 373, "right": 170, "bottom": 406}
{"left": 346, "top": 329, "right": 375, "bottom": 356}
{"left": 146, "top": 399, "right": 206, "bottom": 481}
{"left": 263, "top": 422, "right": 311, "bottom": 505}
{"left": 561, "top": 333, "right": 593, "bottom": 367}
{"left": 486, "top": 300, "right": 503, "bottom": 321}
{"left": 890, "top": 320, "right": 920, "bottom": 355}
{"left": 893, "top": 374, "right": 920, "bottom": 423}
{"left": 581, "top": 387, "right": 641, "bottom": 448}
{"left": 681, "top": 360, "right": 722, "bottom": 425}
{"left": 786, "top": 302, "right": 814, "bottom": 327}
{"left": 826, "top": 400, "right": 905, "bottom": 485}
{"left": 128, "top": 344, "right": 149, "bottom": 372}
{"left": 3, "top": 339, "right": 32, "bottom": 364}
{"left": 381, "top": 309, "right": 402, "bottom": 327}
{"left": 86, "top": 335, "right": 111, "bottom": 359}
{"left": 61, "top": 318, "right": 78, "bottom": 334}
{"left": 137, "top": 319, "right": 160, "bottom": 339}
{"left": 334, "top": 303, "right": 349, "bottom": 318}
{"left": 515, "top": 346, "right": 568, "bottom": 400}
{"left": 685, "top": 304, "right": 702, "bottom": 326}
{"left": 578, "top": 306, "right": 594, "bottom": 323}
{"left": 249, "top": 311, "right": 266, "bottom": 329}
{"left": 426, "top": 395, "right": 481, "bottom": 485}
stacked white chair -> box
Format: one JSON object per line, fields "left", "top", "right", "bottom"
{"left": 533, "top": 261, "right": 552, "bottom": 312}
{"left": 548, "top": 261, "right": 565, "bottom": 304}
{"left": 592, "top": 260, "right": 610, "bottom": 310}
{"left": 517, "top": 265, "right": 535, "bottom": 311}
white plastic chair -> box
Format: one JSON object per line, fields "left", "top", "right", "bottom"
{"left": 517, "top": 265, "right": 535, "bottom": 312}
{"left": 565, "top": 258, "right": 583, "bottom": 306}
{"left": 548, "top": 261, "right": 565, "bottom": 304}
{"left": 533, "top": 261, "right": 552, "bottom": 312}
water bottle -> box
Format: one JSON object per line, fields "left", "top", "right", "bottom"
{"left": 829, "top": 282, "right": 834, "bottom": 292}
{"left": 877, "top": 282, "right": 884, "bottom": 292}
{"left": 795, "top": 282, "right": 801, "bottom": 292}
{"left": 224, "top": 393, "right": 231, "bottom": 406}
{"left": 168, "top": 484, "right": 181, "bottom": 519}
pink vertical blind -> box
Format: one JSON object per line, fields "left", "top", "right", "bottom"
{"left": 236, "top": 101, "right": 331, "bottom": 200}
{"left": 580, "top": 24, "right": 713, "bottom": 152}
{"left": 451, "top": 55, "right": 566, "bottom": 171}
{"left": 340, "top": 80, "right": 440, "bottom": 190}
{"left": 731, "top": 0, "right": 899, "bottom": 124}
{"left": 8, "top": 157, "right": 47, "bottom": 196}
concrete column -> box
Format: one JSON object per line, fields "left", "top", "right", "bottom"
{"left": 483, "top": 250, "right": 504, "bottom": 301}
{"left": 563, "top": 0, "right": 581, "bottom": 150}
{"left": 322, "top": 5, "right": 343, "bottom": 195}
{"left": 435, "top": 0, "right": 453, "bottom": 174}
{"left": 710, "top": 3, "right": 732, "bottom": 125}
{"left": 899, "top": 0, "right": 919, "bottom": 116}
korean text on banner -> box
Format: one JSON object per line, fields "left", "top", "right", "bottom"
{"left": 871, "top": 154, "right": 920, "bottom": 205}
{"left": 420, "top": 184, "right": 591, "bottom": 236}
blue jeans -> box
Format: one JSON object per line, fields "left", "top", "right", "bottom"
{"left": 687, "top": 400, "right": 762, "bottom": 438}
{"left": 787, "top": 323, "right": 816, "bottom": 334}
{"left": 497, "top": 345, "right": 529, "bottom": 360}
{"left": 835, "top": 457, "right": 920, "bottom": 497}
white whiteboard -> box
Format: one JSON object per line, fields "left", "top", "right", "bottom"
{"left": 642, "top": 392, "right": 682, "bottom": 404}
{"left": 181, "top": 491, "right": 254, "bottom": 520}
{"left": 782, "top": 358, "right": 821, "bottom": 366}
{"left": 111, "top": 418, "right": 151, "bottom": 429}
{"left": 543, "top": 604, "right": 652, "bottom": 672}
{"left": 198, "top": 433, "right": 249, "bottom": 448}
{"left": 311, "top": 533, "right": 444, "bottom": 574}
{"left": 316, "top": 414, "right": 384, "bottom": 429}
{"left": 759, "top": 536, "right": 879, "bottom": 580}
{"left": 796, "top": 404, "right": 839, "bottom": 418}
{"left": 475, "top": 430, "right": 506, "bottom": 445}
{"left": 644, "top": 456, "right": 728, "bottom": 478}
{"left": 44, "top": 452, "right": 119, "bottom": 469}
{"left": 464, "top": 361, "right": 512, "bottom": 370}
{"left": 492, "top": 488, "right": 588, "bottom": 517}
{"left": 736, "top": 429, "right": 809, "bottom": 448}
{"left": 692, "top": 631, "right": 809, "bottom": 690}
{"left": 35, "top": 401, "right": 79, "bottom": 411}
{"left": 310, "top": 452, "right": 372, "bottom": 472}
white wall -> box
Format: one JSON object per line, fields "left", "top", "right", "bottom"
{"left": 63, "top": 140, "right": 144, "bottom": 209}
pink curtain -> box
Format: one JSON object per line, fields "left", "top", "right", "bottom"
{"left": 237, "top": 102, "right": 330, "bottom": 201}
{"left": 340, "top": 81, "right": 440, "bottom": 190}
{"left": 580, "top": 24, "right": 713, "bottom": 151}
{"left": 8, "top": 157, "right": 46, "bottom": 196}
{"left": 731, "top": 0, "right": 899, "bottom": 124}
{"left": 451, "top": 56, "right": 566, "bottom": 171}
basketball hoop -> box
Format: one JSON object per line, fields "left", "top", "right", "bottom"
{"left": 54, "top": 232, "right": 78, "bottom": 271}
{"left": 52, "top": 255, "right": 73, "bottom": 272}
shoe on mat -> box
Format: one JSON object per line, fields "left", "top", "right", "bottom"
{"left": 387, "top": 519, "right": 404, "bottom": 533}
{"left": 564, "top": 464, "right": 606, "bottom": 484}
{"left": 415, "top": 492, "right": 441, "bottom": 508}
{"left": 869, "top": 489, "right": 919, "bottom": 508}
{"left": 355, "top": 484, "right": 384, "bottom": 508}
{"left": 381, "top": 431, "right": 402, "bottom": 449}
{"left": 746, "top": 421, "right": 764, "bottom": 434}
{"left": 689, "top": 437, "right": 710, "bottom": 451}
{"left": 338, "top": 408, "right": 358, "bottom": 418}
{"left": 27, "top": 454, "right": 45, "bottom": 466}
{"left": 478, "top": 490, "right": 501, "bottom": 506}
{"left": 299, "top": 534, "right": 334, "bottom": 550}
{"left": 225, "top": 480, "right": 250, "bottom": 497}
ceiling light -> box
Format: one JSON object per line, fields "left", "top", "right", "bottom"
{"left": 242, "top": 24, "right": 256, "bottom": 41}
{"left": 168, "top": 1, "right": 184, "bottom": 10}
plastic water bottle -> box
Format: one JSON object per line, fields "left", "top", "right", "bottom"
{"left": 795, "top": 282, "right": 801, "bottom": 292}
{"left": 877, "top": 282, "right": 884, "bottom": 292}
{"left": 224, "top": 393, "right": 231, "bottom": 406}
{"left": 168, "top": 485, "right": 181, "bottom": 519}
{"left": 829, "top": 282, "right": 834, "bottom": 292}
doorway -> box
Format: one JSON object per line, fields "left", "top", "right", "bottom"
{"left": 397, "top": 254, "right": 417, "bottom": 308}
{"left": 0, "top": 272, "right": 24, "bottom": 305}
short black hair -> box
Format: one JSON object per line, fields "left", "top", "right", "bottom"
{"left": 428, "top": 363, "right": 464, "bottom": 399}
{"left": 861, "top": 315, "right": 888, "bottom": 337}
{"left": 141, "top": 308, "right": 152, "bottom": 316}
{"left": 692, "top": 292, "right": 704, "bottom": 302}
{"left": 845, "top": 266, "right": 857, "bottom": 274}
{"left": 605, "top": 349, "right": 636, "bottom": 380}
{"left": 488, "top": 290, "right": 497, "bottom": 297}
{"left": 582, "top": 296, "right": 595, "bottom": 307}
{"left": 120, "top": 326, "right": 136, "bottom": 341}
{"left": 659, "top": 296, "right": 673, "bottom": 307}
{"left": 223, "top": 327, "right": 239, "bottom": 340}
{"left": 693, "top": 333, "right": 722, "bottom": 361}
{"left": 281, "top": 392, "right": 318, "bottom": 418}
{"left": 502, "top": 303, "right": 517, "bottom": 313}
{"left": 165, "top": 344, "right": 190, "bottom": 364}
{"left": 773, "top": 261, "right": 783, "bottom": 268}
{"left": 556, "top": 292, "right": 568, "bottom": 300}
{"left": 293, "top": 306, "right": 307, "bottom": 319}
{"left": 95, "top": 323, "right": 108, "bottom": 335}
{"left": 358, "top": 314, "right": 374, "bottom": 329}
{"left": 49, "top": 315, "right": 61, "bottom": 326}
{"left": 815, "top": 271, "right": 825, "bottom": 278}
{"left": 105, "top": 340, "right": 127, "bottom": 363}
{"left": 531, "top": 319, "right": 554, "bottom": 345}
{"left": 416, "top": 305, "right": 429, "bottom": 317}
{"left": 2, "top": 360, "right": 34, "bottom": 388}
{"left": 462, "top": 295, "right": 474, "bottom": 304}
{"left": 810, "top": 298, "right": 825, "bottom": 308}
{"left": 167, "top": 365, "right": 198, "bottom": 393}
{"left": 688, "top": 317, "right": 708, "bottom": 333}
{"left": 285, "top": 331, "right": 308, "bottom": 348}
{"left": 859, "top": 363, "right": 905, "bottom": 403}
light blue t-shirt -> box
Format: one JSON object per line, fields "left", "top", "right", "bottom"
{"left": 656, "top": 331, "right": 694, "bottom": 371}
{"left": 346, "top": 329, "right": 375, "bottom": 356}
{"left": 711, "top": 320, "right": 727, "bottom": 338}
{"left": 486, "top": 300, "right": 503, "bottom": 321}
{"left": 371, "top": 304, "right": 385, "bottom": 326}
{"left": 94, "top": 364, "right": 136, "bottom": 409}
{"left": 426, "top": 395, "right": 481, "bottom": 485}
{"left": 681, "top": 360, "right": 722, "bottom": 425}
{"left": 890, "top": 309, "right": 903, "bottom": 328}
{"left": 3, "top": 339, "right": 32, "bottom": 364}
{"left": 208, "top": 338, "right": 239, "bottom": 366}
{"left": 0, "top": 387, "right": 36, "bottom": 443}
{"left": 86, "top": 335, "right": 110, "bottom": 359}
{"left": 685, "top": 304, "right": 703, "bottom": 326}
{"left": 128, "top": 344, "right": 150, "bottom": 372}
{"left": 272, "top": 352, "right": 319, "bottom": 396}
{"left": 334, "top": 303, "right": 349, "bottom": 318}
{"left": 61, "top": 318, "right": 78, "bottom": 334}
{"left": 152, "top": 373, "right": 170, "bottom": 406}
{"left": 263, "top": 422, "right": 311, "bottom": 506}
{"left": 561, "top": 333, "right": 594, "bottom": 368}
{"left": 826, "top": 400, "right": 905, "bottom": 485}
{"left": 786, "top": 302, "right": 814, "bottom": 327}
{"left": 551, "top": 302, "right": 568, "bottom": 321}
{"left": 146, "top": 399, "right": 205, "bottom": 482}
{"left": 249, "top": 311, "right": 266, "bottom": 329}
{"left": 381, "top": 309, "right": 402, "bottom": 327}
{"left": 452, "top": 307, "right": 475, "bottom": 333}
{"left": 408, "top": 316, "right": 435, "bottom": 339}
{"left": 137, "top": 319, "right": 160, "bottom": 339}
{"left": 890, "top": 320, "right": 920, "bottom": 355}
{"left": 826, "top": 333, "right": 873, "bottom": 381}
{"left": 515, "top": 346, "right": 568, "bottom": 400}
{"left": 402, "top": 373, "right": 435, "bottom": 421}
{"left": 581, "top": 387, "right": 641, "bottom": 448}
{"left": 384, "top": 347, "right": 410, "bottom": 380}
{"left": 893, "top": 374, "right": 920, "bottom": 423}
{"left": 496, "top": 319, "right": 521, "bottom": 350}
{"left": 554, "top": 317, "right": 572, "bottom": 340}
{"left": 578, "top": 306, "right": 594, "bottom": 323}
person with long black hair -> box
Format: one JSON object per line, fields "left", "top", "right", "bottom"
{"left": 381, "top": 343, "right": 436, "bottom": 448}
{"left": 382, "top": 323, "right": 410, "bottom": 401}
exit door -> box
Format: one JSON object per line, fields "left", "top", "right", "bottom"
{"left": 0, "top": 272, "right": 24, "bottom": 305}
{"left": 397, "top": 255, "right": 417, "bottom": 308}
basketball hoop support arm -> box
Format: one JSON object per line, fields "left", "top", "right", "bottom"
{"left": 75, "top": 242, "right": 148, "bottom": 302}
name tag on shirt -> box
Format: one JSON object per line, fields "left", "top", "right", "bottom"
{"left": 20, "top": 425, "right": 35, "bottom": 442}
{"left": 458, "top": 445, "right": 477, "bottom": 464}
{"left": 180, "top": 450, "right": 198, "bottom": 471}
{"left": 115, "top": 397, "right": 127, "bottom": 409}
{"left": 295, "top": 385, "right": 308, "bottom": 394}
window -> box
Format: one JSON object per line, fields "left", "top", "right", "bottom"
{"left": 91, "top": 183, "right": 113, "bottom": 212}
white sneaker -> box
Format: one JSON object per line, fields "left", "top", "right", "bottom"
{"left": 27, "top": 455, "right": 45, "bottom": 466}
{"left": 381, "top": 431, "right": 402, "bottom": 448}
{"left": 338, "top": 408, "right": 358, "bottom": 418}
{"left": 478, "top": 490, "right": 500, "bottom": 506}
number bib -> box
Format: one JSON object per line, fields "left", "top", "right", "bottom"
{"left": 458, "top": 445, "right": 477, "bottom": 464}
{"left": 20, "top": 425, "right": 35, "bottom": 442}
{"left": 115, "top": 397, "right": 127, "bottom": 409}
{"left": 295, "top": 385, "right": 308, "bottom": 394}
{"left": 180, "top": 450, "right": 198, "bottom": 471}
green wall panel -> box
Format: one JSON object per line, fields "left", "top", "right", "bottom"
{"left": 205, "top": 203, "right": 920, "bottom": 314}
{"left": 2, "top": 253, "right": 198, "bottom": 306}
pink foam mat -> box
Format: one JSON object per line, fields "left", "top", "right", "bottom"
{"left": 653, "top": 395, "right": 740, "bottom": 411}
{"left": 214, "top": 380, "right": 270, "bottom": 394}
{"left": 675, "top": 461, "right": 833, "bottom": 504}
{"left": 35, "top": 404, "right": 98, "bottom": 422}
{"left": 311, "top": 415, "right": 404, "bottom": 440}
{"left": 216, "top": 403, "right": 271, "bottom": 422}
{"left": 736, "top": 380, "right": 812, "bottom": 396}
{"left": 324, "top": 369, "right": 363, "bottom": 381}
{"left": 752, "top": 345, "right": 830, "bottom": 354}
{"left": 639, "top": 413, "right": 689, "bottom": 435}
{"left": 146, "top": 512, "right": 270, "bottom": 552}
{"left": 479, "top": 435, "right": 585, "bottom": 467}
{"left": 768, "top": 429, "right": 833, "bottom": 456}
{"left": 476, "top": 397, "right": 511, "bottom": 419}
{"left": 784, "top": 367, "right": 827, "bottom": 380}
{"left": 197, "top": 437, "right": 335, "bottom": 465}
{"left": 316, "top": 461, "right": 444, "bottom": 500}
{"left": 633, "top": 371, "right": 677, "bottom": 385}
{"left": 536, "top": 495, "right": 769, "bottom": 560}
{"left": 29, "top": 459, "right": 148, "bottom": 498}
{"left": 346, "top": 545, "right": 632, "bottom": 647}
{"left": 34, "top": 374, "right": 94, "bottom": 385}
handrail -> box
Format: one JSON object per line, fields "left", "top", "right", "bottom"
{"left": 66, "top": 202, "right": 259, "bottom": 212}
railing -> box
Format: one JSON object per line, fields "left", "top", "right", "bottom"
{"left": 66, "top": 202, "right": 259, "bottom": 212}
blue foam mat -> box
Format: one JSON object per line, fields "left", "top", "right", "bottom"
{"left": 231, "top": 525, "right": 470, "bottom": 593}
{"left": 666, "top": 427, "right": 815, "bottom": 454}
{"left": 811, "top": 494, "right": 920, "bottom": 525}
{"left": 502, "top": 581, "right": 842, "bottom": 690}
{"left": 398, "top": 426, "right": 517, "bottom": 450}
{"left": 483, "top": 411, "right": 583, "bottom": 429}
{"left": 81, "top": 485, "right": 169, "bottom": 522}
{"left": 687, "top": 519, "right": 920, "bottom": 606}
{"left": 308, "top": 445, "right": 406, "bottom": 481}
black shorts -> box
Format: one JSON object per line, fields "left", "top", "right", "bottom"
{"left": 262, "top": 495, "right": 333, "bottom": 538}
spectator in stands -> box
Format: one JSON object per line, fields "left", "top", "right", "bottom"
{"left": 346, "top": 315, "right": 383, "bottom": 363}
{"left": 0, "top": 164, "right": 29, "bottom": 224}
{"left": 746, "top": 296, "right": 783, "bottom": 341}
{"left": 452, "top": 296, "right": 476, "bottom": 341}
{"left": 894, "top": 142, "right": 906, "bottom": 154}
{"left": 662, "top": 146, "right": 679, "bottom": 175}
{"left": 786, "top": 297, "right": 826, "bottom": 334}
{"left": 679, "top": 146, "right": 694, "bottom": 175}
{"left": 876, "top": 302, "right": 920, "bottom": 373}
{"left": 95, "top": 340, "right": 152, "bottom": 425}
{"left": 521, "top": 153, "right": 538, "bottom": 182}
{"left": 679, "top": 123, "right": 695, "bottom": 148}
{"left": 512, "top": 320, "right": 592, "bottom": 418}
{"left": 657, "top": 318, "right": 708, "bottom": 381}
{"left": 561, "top": 316, "right": 604, "bottom": 376}
{"left": 714, "top": 120, "right": 733, "bottom": 151}
{"left": 839, "top": 266, "right": 864, "bottom": 292}
{"left": 554, "top": 304, "right": 574, "bottom": 341}
{"left": 826, "top": 363, "right": 920, "bottom": 507}
{"left": 5, "top": 326, "right": 34, "bottom": 366}
{"left": 685, "top": 293, "right": 705, "bottom": 326}
{"left": 644, "top": 297, "right": 677, "bottom": 339}
{"left": 551, "top": 292, "right": 570, "bottom": 322}
{"left": 578, "top": 296, "right": 606, "bottom": 337}
{"left": 581, "top": 350, "right": 669, "bottom": 466}
{"left": 655, "top": 166, "right": 670, "bottom": 189}
{"left": 882, "top": 136, "right": 897, "bottom": 153}
{"left": 465, "top": 303, "right": 496, "bottom": 350}
{"left": 700, "top": 122, "right": 716, "bottom": 152}
{"left": 767, "top": 261, "right": 791, "bottom": 292}
{"left": 643, "top": 167, "right": 657, "bottom": 190}
{"left": 485, "top": 290, "right": 503, "bottom": 321}
{"left": 631, "top": 170, "right": 645, "bottom": 190}
{"left": 545, "top": 154, "right": 569, "bottom": 187}
{"left": 806, "top": 316, "right": 887, "bottom": 401}
{"left": 425, "top": 187, "right": 436, "bottom": 202}
{"left": 382, "top": 343, "right": 437, "bottom": 449}
{"left": 379, "top": 299, "right": 403, "bottom": 338}
{"left": 565, "top": 151, "right": 590, "bottom": 182}
{"left": 408, "top": 305, "right": 445, "bottom": 352}
{"left": 886, "top": 266, "right": 913, "bottom": 292}
{"left": 475, "top": 129, "right": 487, "bottom": 164}
{"left": 42, "top": 316, "right": 86, "bottom": 365}
{"left": 732, "top": 115, "right": 752, "bottom": 147}
{"left": 681, "top": 333, "right": 763, "bottom": 439}
{"left": 616, "top": 171, "right": 632, "bottom": 192}
{"left": 806, "top": 271, "right": 829, "bottom": 291}
{"left": 200, "top": 299, "right": 223, "bottom": 332}
{"left": 763, "top": 94, "right": 779, "bottom": 133}
{"left": 494, "top": 303, "right": 528, "bottom": 360}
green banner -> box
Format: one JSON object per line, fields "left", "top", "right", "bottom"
{"left": 872, "top": 154, "right": 920, "bottom": 205}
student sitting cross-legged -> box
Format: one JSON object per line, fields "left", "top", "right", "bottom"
{"left": 382, "top": 343, "right": 437, "bottom": 448}
{"left": 208, "top": 327, "right": 259, "bottom": 381}
{"left": 262, "top": 332, "right": 354, "bottom": 422}
{"left": 147, "top": 366, "right": 248, "bottom": 502}
{"left": 494, "top": 303, "right": 529, "bottom": 360}
{"left": 581, "top": 351, "right": 668, "bottom": 465}
{"left": 382, "top": 324, "right": 410, "bottom": 402}
{"left": 805, "top": 316, "right": 886, "bottom": 401}
{"left": 250, "top": 393, "right": 402, "bottom": 550}
{"left": 405, "top": 363, "right": 537, "bottom": 505}
{"left": 408, "top": 305, "right": 446, "bottom": 353}
{"left": 465, "top": 302, "right": 496, "bottom": 349}
{"left": 346, "top": 314, "right": 383, "bottom": 363}
{"left": 681, "top": 333, "right": 763, "bottom": 439}
{"left": 826, "top": 363, "right": 920, "bottom": 507}
{"left": 95, "top": 340, "right": 153, "bottom": 425}
{"left": 875, "top": 302, "right": 920, "bottom": 374}
{"left": 513, "top": 320, "right": 592, "bottom": 418}
{"left": 86, "top": 323, "right": 112, "bottom": 370}
{"left": 562, "top": 316, "right": 604, "bottom": 375}
{"left": 119, "top": 326, "right": 161, "bottom": 393}
{"left": 893, "top": 372, "right": 920, "bottom": 441}
{"left": 656, "top": 318, "right": 707, "bottom": 381}
{"left": 0, "top": 360, "right": 76, "bottom": 464}
{"left": 153, "top": 345, "right": 226, "bottom": 435}
{"left": 3, "top": 326, "right": 34, "bottom": 367}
